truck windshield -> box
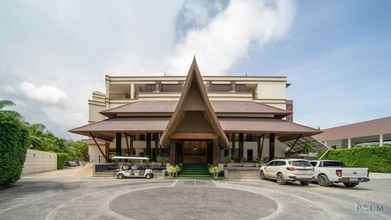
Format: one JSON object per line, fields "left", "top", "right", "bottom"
{"left": 288, "top": 160, "right": 312, "bottom": 167}
{"left": 322, "top": 161, "right": 345, "bottom": 167}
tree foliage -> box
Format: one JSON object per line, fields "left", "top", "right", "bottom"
{"left": 0, "top": 112, "right": 30, "bottom": 186}
{"left": 321, "top": 145, "right": 391, "bottom": 173}
{"left": 0, "top": 99, "right": 88, "bottom": 183}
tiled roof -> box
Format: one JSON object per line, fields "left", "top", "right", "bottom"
{"left": 101, "top": 100, "right": 287, "bottom": 116}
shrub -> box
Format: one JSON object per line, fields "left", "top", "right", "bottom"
{"left": 0, "top": 113, "right": 29, "bottom": 186}
{"left": 321, "top": 145, "right": 391, "bottom": 173}
{"left": 57, "top": 153, "right": 69, "bottom": 169}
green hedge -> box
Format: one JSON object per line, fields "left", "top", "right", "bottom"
{"left": 0, "top": 113, "right": 29, "bottom": 186}
{"left": 57, "top": 153, "right": 69, "bottom": 169}
{"left": 321, "top": 145, "right": 391, "bottom": 173}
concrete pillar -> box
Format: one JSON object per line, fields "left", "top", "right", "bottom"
{"left": 347, "top": 138, "right": 352, "bottom": 149}
{"left": 379, "top": 134, "right": 384, "bottom": 147}
{"left": 231, "top": 82, "right": 236, "bottom": 93}
{"left": 239, "top": 133, "right": 244, "bottom": 162}
{"left": 269, "top": 134, "right": 275, "bottom": 161}
{"left": 116, "top": 133, "right": 122, "bottom": 156}
{"left": 130, "top": 83, "right": 135, "bottom": 99}
{"left": 155, "top": 81, "right": 160, "bottom": 93}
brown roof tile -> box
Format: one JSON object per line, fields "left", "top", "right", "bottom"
{"left": 101, "top": 100, "right": 287, "bottom": 116}
{"left": 314, "top": 116, "right": 391, "bottom": 141}
{"left": 70, "top": 117, "right": 320, "bottom": 140}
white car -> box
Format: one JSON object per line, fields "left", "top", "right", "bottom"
{"left": 310, "top": 160, "right": 369, "bottom": 187}
{"left": 260, "top": 159, "right": 314, "bottom": 185}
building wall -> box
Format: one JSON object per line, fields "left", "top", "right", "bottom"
{"left": 22, "top": 149, "right": 57, "bottom": 175}
{"left": 88, "top": 75, "right": 289, "bottom": 120}
{"left": 256, "top": 81, "right": 286, "bottom": 100}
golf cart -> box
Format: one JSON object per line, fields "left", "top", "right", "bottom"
{"left": 112, "top": 156, "right": 154, "bottom": 179}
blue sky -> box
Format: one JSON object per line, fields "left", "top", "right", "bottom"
{"left": 230, "top": 0, "right": 391, "bottom": 128}
{"left": 0, "top": 0, "right": 390, "bottom": 138}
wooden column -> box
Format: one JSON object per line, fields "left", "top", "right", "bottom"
{"left": 130, "top": 135, "right": 134, "bottom": 155}
{"left": 239, "top": 133, "right": 244, "bottom": 162}
{"left": 153, "top": 133, "right": 159, "bottom": 161}
{"left": 105, "top": 142, "right": 110, "bottom": 162}
{"left": 230, "top": 133, "right": 235, "bottom": 160}
{"left": 257, "top": 135, "right": 261, "bottom": 161}
{"left": 146, "top": 133, "right": 152, "bottom": 158}
{"left": 116, "top": 132, "right": 122, "bottom": 156}
{"left": 212, "top": 139, "right": 220, "bottom": 165}
{"left": 269, "top": 134, "right": 275, "bottom": 161}
{"left": 169, "top": 141, "right": 176, "bottom": 165}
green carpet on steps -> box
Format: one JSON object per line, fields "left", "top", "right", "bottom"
{"left": 180, "top": 164, "right": 211, "bottom": 178}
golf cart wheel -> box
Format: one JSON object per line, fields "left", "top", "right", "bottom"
{"left": 259, "top": 171, "right": 266, "bottom": 180}
{"left": 300, "top": 181, "right": 309, "bottom": 186}
{"left": 276, "top": 173, "right": 286, "bottom": 185}
{"left": 145, "top": 173, "right": 153, "bottom": 179}
{"left": 343, "top": 182, "right": 358, "bottom": 188}
{"left": 117, "top": 173, "right": 124, "bottom": 179}
{"left": 318, "top": 174, "right": 330, "bottom": 187}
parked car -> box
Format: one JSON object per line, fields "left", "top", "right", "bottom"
{"left": 260, "top": 159, "right": 314, "bottom": 185}
{"left": 310, "top": 160, "right": 370, "bottom": 188}
{"left": 65, "top": 160, "right": 80, "bottom": 167}
{"left": 112, "top": 156, "right": 154, "bottom": 179}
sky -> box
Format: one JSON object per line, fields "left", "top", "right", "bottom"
{"left": 1, "top": 0, "right": 390, "bottom": 139}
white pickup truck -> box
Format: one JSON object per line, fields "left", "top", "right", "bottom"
{"left": 310, "top": 160, "right": 370, "bottom": 188}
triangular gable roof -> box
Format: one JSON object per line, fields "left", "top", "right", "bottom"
{"left": 159, "top": 57, "right": 230, "bottom": 147}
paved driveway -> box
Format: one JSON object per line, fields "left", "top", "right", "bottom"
{"left": 0, "top": 175, "right": 390, "bottom": 220}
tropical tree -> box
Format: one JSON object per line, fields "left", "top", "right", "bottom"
{"left": 0, "top": 100, "right": 22, "bottom": 118}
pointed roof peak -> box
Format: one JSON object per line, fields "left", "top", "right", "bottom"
{"left": 159, "top": 58, "right": 230, "bottom": 148}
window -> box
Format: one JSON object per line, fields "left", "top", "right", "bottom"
{"left": 322, "top": 161, "right": 345, "bottom": 167}
{"left": 138, "top": 84, "right": 156, "bottom": 93}
{"left": 267, "top": 161, "right": 276, "bottom": 166}
{"left": 310, "top": 161, "right": 317, "bottom": 167}
{"left": 236, "top": 84, "right": 252, "bottom": 93}
{"left": 276, "top": 161, "right": 286, "bottom": 166}
{"left": 161, "top": 84, "right": 183, "bottom": 93}
{"left": 289, "top": 160, "right": 312, "bottom": 167}
{"left": 208, "top": 83, "right": 232, "bottom": 92}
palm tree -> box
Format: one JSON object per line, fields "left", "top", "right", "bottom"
{"left": 0, "top": 99, "right": 22, "bottom": 118}
{"left": 0, "top": 100, "right": 15, "bottom": 109}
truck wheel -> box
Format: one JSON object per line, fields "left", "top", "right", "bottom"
{"left": 117, "top": 173, "right": 124, "bottom": 179}
{"left": 318, "top": 174, "right": 330, "bottom": 187}
{"left": 343, "top": 182, "right": 358, "bottom": 188}
{"left": 145, "top": 173, "right": 153, "bottom": 179}
{"left": 300, "top": 181, "right": 309, "bottom": 186}
{"left": 276, "top": 173, "right": 287, "bottom": 185}
{"left": 259, "top": 171, "right": 266, "bottom": 180}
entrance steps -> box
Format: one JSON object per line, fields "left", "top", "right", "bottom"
{"left": 180, "top": 164, "right": 210, "bottom": 178}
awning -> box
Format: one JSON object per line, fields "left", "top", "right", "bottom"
{"left": 70, "top": 117, "right": 321, "bottom": 142}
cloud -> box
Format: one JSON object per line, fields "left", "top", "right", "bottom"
{"left": 19, "top": 82, "right": 67, "bottom": 105}
{"left": 0, "top": 0, "right": 297, "bottom": 139}
{"left": 167, "top": 0, "right": 296, "bottom": 73}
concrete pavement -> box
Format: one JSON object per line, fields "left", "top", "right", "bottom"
{"left": 0, "top": 174, "right": 390, "bottom": 220}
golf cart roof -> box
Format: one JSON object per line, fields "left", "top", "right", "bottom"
{"left": 112, "top": 156, "right": 150, "bottom": 160}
